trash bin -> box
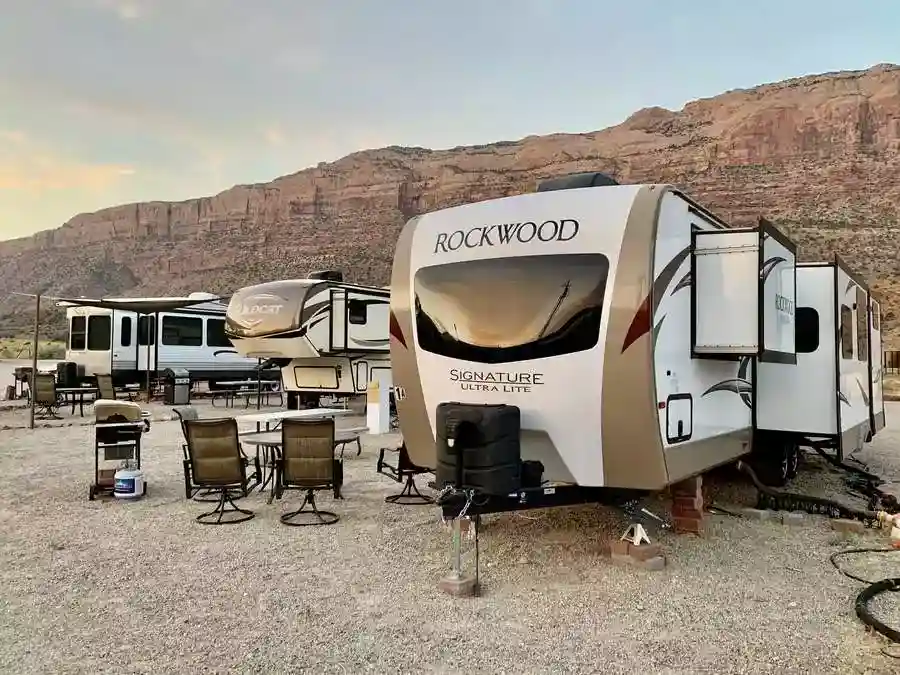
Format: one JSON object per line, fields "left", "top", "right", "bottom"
{"left": 162, "top": 368, "right": 191, "bottom": 405}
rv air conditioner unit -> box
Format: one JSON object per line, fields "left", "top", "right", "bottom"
{"left": 307, "top": 270, "right": 344, "bottom": 282}
{"left": 691, "top": 218, "right": 798, "bottom": 364}
{"left": 536, "top": 171, "right": 619, "bottom": 192}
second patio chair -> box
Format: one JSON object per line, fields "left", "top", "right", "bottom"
{"left": 275, "top": 418, "right": 341, "bottom": 526}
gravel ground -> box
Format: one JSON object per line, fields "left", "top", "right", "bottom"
{"left": 1, "top": 405, "right": 900, "bottom": 674}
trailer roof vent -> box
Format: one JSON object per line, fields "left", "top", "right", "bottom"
{"left": 536, "top": 172, "right": 619, "bottom": 192}
{"left": 307, "top": 270, "right": 344, "bottom": 282}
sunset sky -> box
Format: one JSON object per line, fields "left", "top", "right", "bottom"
{"left": 2, "top": 0, "right": 899, "bottom": 240}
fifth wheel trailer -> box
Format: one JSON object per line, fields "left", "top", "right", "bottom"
{"left": 388, "top": 173, "right": 884, "bottom": 515}
{"left": 224, "top": 270, "right": 391, "bottom": 403}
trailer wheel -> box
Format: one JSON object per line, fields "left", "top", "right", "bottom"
{"left": 785, "top": 443, "right": 800, "bottom": 481}
{"left": 751, "top": 436, "right": 791, "bottom": 488}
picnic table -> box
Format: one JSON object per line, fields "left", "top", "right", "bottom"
{"left": 211, "top": 379, "right": 283, "bottom": 408}
{"left": 57, "top": 386, "right": 98, "bottom": 417}
{"left": 236, "top": 407, "right": 351, "bottom": 432}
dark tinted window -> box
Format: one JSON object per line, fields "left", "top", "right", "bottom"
{"left": 162, "top": 316, "right": 203, "bottom": 347}
{"left": 414, "top": 253, "right": 610, "bottom": 364}
{"left": 840, "top": 304, "right": 853, "bottom": 360}
{"left": 138, "top": 316, "right": 155, "bottom": 346}
{"left": 348, "top": 299, "right": 368, "bottom": 325}
{"left": 87, "top": 315, "right": 111, "bottom": 351}
{"left": 70, "top": 316, "right": 86, "bottom": 351}
{"left": 206, "top": 318, "right": 232, "bottom": 347}
{"left": 873, "top": 301, "right": 881, "bottom": 330}
{"left": 856, "top": 288, "right": 868, "bottom": 362}
{"left": 796, "top": 307, "right": 819, "bottom": 354}
{"left": 121, "top": 316, "right": 132, "bottom": 347}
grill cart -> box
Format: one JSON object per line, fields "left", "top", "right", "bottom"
{"left": 90, "top": 399, "right": 151, "bottom": 501}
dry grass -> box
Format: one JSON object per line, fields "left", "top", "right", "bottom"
{"left": 0, "top": 338, "right": 65, "bottom": 360}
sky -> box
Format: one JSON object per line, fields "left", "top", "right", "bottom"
{"left": 1, "top": 0, "right": 899, "bottom": 241}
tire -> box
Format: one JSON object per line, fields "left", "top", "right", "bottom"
{"left": 751, "top": 434, "right": 791, "bottom": 487}
{"left": 785, "top": 443, "right": 800, "bottom": 481}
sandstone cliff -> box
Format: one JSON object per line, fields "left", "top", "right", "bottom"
{"left": 2, "top": 64, "right": 900, "bottom": 344}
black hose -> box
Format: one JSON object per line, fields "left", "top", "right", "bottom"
{"left": 856, "top": 577, "right": 900, "bottom": 644}
{"left": 735, "top": 461, "right": 876, "bottom": 522}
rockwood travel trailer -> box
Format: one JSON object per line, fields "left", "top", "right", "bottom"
{"left": 388, "top": 173, "right": 885, "bottom": 516}
{"left": 61, "top": 293, "right": 262, "bottom": 385}
{"left": 223, "top": 271, "right": 391, "bottom": 400}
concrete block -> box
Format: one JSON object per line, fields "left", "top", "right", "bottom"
{"left": 830, "top": 518, "right": 866, "bottom": 534}
{"left": 611, "top": 552, "right": 667, "bottom": 571}
{"left": 609, "top": 539, "right": 631, "bottom": 556}
{"left": 438, "top": 574, "right": 478, "bottom": 597}
{"left": 741, "top": 507, "right": 775, "bottom": 521}
{"left": 629, "top": 543, "right": 662, "bottom": 562}
{"left": 781, "top": 511, "right": 806, "bottom": 526}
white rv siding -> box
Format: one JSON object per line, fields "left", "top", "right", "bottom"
{"left": 652, "top": 193, "right": 752, "bottom": 451}
{"left": 756, "top": 265, "right": 836, "bottom": 435}
{"left": 408, "top": 185, "right": 643, "bottom": 487}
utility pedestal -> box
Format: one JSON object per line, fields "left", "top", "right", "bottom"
{"left": 366, "top": 370, "right": 393, "bottom": 435}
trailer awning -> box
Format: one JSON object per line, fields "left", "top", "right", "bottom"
{"left": 54, "top": 297, "right": 221, "bottom": 313}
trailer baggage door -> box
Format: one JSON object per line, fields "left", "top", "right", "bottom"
{"left": 329, "top": 288, "right": 347, "bottom": 351}
{"left": 869, "top": 297, "right": 885, "bottom": 434}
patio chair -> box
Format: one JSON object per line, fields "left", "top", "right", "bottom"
{"left": 377, "top": 442, "right": 434, "bottom": 505}
{"left": 95, "top": 374, "right": 117, "bottom": 401}
{"left": 32, "top": 373, "right": 62, "bottom": 419}
{"left": 173, "top": 407, "right": 260, "bottom": 502}
{"left": 183, "top": 417, "right": 255, "bottom": 525}
{"left": 275, "top": 418, "right": 341, "bottom": 526}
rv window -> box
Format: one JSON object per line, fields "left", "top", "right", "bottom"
{"left": 840, "top": 305, "right": 854, "bottom": 360}
{"left": 69, "top": 316, "right": 87, "bottom": 351}
{"left": 120, "top": 316, "right": 132, "bottom": 347}
{"left": 348, "top": 300, "right": 367, "bottom": 325}
{"left": 414, "top": 253, "right": 610, "bottom": 364}
{"left": 856, "top": 289, "right": 868, "bottom": 361}
{"left": 873, "top": 301, "right": 881, "bottom": 330}
{"left": 138, "top": 315, "right": 155, "bottom": 346}
{"left": 206, "top": 318, "right": 232, "bottom": 347}
{"left": 162, "top": 316, "right": 203, "bottom": 347}
{"left": 87, "top": 315, "right": 111, "bottom": 351}
{"left": 795, "top": 307, "right": 819, "bottom": 353}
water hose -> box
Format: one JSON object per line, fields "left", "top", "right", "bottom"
{"left": 735, "top": 460, "right": 876, "bottom": 522}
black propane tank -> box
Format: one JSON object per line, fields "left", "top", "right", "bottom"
{"left": 435, "top": 402, "right": 522, "bottom": 496}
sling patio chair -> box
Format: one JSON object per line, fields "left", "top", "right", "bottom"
{"left": 275, "top": 418, "right": 342, "bottom": 526}
{"left": 183, "top": 417, "right": 256, "bottom": 525}
{"left": 173, "top": 407, "right": 260, "bottom": 502}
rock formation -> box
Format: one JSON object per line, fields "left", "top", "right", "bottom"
{"left": 2, "top": 64, "right": 899, "bottom": 344}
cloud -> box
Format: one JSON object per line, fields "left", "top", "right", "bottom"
{"left": 80, "top": 0, "right": 148, "bottom": 21}
{"left": 0, "top": 130, "right": 137, "bottom": 192}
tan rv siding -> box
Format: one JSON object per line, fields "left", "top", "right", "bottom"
{"left": 389, "top": 216, "right": 437, "bottom": 468}
{"left": 600, "top": 185, "right": 669, "bottom": 490}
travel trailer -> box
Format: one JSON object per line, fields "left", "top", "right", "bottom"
{"left": 62, "top": 293, "right": 262, "bottom": 385}
{"left": 388, "top": 172, "right": 884, "bottom": 516}
{"left": 224, "top": 271, "right": 391, "bottom": 400}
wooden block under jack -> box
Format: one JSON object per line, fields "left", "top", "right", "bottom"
{"left": 438, "top": 574, "right": 478, "bottom": 597}
{"left": 611, "top": 552, "right": 667, "bottom": 571}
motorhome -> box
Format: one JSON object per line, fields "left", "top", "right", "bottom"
{"left": 62, "top": 293, "right": 261, "bottom": 385}
{"left": 224, "top": 271, "right": 391, "bottom": 401}
{"left": 388, "top": 172, "right": 884, "bottom": 515}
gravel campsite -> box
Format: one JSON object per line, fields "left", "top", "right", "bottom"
{"left": 0, "top": 398, "right": 899, "bottom": 674}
